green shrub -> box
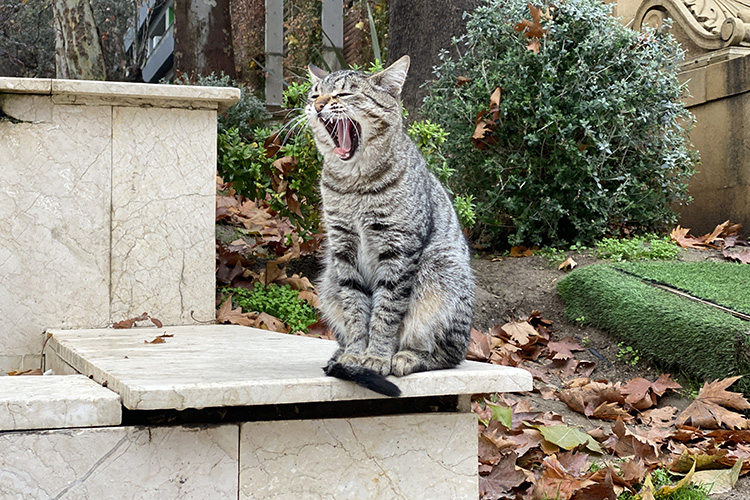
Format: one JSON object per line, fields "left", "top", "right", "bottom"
{"left": 420, "top": 0, "right": 697, "bottom": 248}
{"left": 407, "top": 119, "right": 477, "bottom": 227}
{"left": 225, "top": 283, "right": 318, "bottom": 334}
{"left": 217, "top": 81, "right": 323, "bottom": 237}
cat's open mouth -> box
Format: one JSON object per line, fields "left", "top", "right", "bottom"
{"left": 324, "top": 118, "right": 361, "bottom": 161}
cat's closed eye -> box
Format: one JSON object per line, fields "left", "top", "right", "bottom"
{"left": 335, "top": 93, "right": 353, "bottom": 98}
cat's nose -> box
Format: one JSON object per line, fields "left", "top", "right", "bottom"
{"left": 314, "top": 96, "right": 328, "bottom": 113}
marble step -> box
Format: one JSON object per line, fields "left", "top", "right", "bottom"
{"left": 46, "top": 325, "right": 533, "bottom": 411}
{"left": 0, "top": 374, "right": 121, "bottom": 431}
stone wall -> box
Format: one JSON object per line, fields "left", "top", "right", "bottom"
{"left": 0, "top": 78, "right": 239, "bottom": 373}
{"left": 610, "top": 0, "right": 750, "bottom": 233}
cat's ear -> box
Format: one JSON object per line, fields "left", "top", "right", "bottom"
{"left": 308, "top": 64, "right": 328, "bottom": 83}
{"left": 369, "top": 55, "right": 410, "bottom": 97}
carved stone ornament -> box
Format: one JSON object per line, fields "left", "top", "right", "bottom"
{"left": 634, "top": 0, "right": 750, "bottom": 49}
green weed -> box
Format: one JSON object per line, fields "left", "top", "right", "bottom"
{"left": 595, "top": 234, "right": 681, "bottom": 261}
{"left": 616, "top": 342, "right": 641, "bottom": 366}
{"left": 223, "top": 283, "right": 318, "bottom": 334}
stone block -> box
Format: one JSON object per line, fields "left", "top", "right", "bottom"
{"left": 239, "top": 413, "right": 478, "bottom": 500}
{"left": 0, "top": 424, "right": 239, "bottom": 499}
{"left": 0, "top": 375, "right": 120, "bottom": 431}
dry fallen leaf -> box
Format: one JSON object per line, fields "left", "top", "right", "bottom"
{"left": 144, "top": 333, "right": 173, "bottom": 344}
{"left": 677, "top": 376, "right": 750, "bottom": 429}
{"left": 558, "top": 256, "right": 577, "bottom": 271}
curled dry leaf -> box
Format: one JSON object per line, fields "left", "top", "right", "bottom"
{"left": 144, "top": 333, "right": 173, "bottom": 344}
{"left": 558, "top": 256, "right": 577, "bottom": 271}
{"left": 677, "top": 376, "right": 750, "bottom": 430}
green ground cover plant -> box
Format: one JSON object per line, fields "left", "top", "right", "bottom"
{"left": 420, "top": 0, "right": 696, "bottom": 248}
{"left": 557, "top": 264, "right": 750, "bottom": 394}
{"left": 224, "top": 283, "right": 318, "bottom": 334}
{"left": 595, "top": 234, "right": 681, "bottom": 261}
{"left": 615, "top": 261, "right": 750, "bottom": 315}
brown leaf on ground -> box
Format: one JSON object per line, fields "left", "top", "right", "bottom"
{"left": 570, "top": 467, "right": 618, "bottom": 500}
{"left": 547, "top": 336, "right": 585, "bottom": 360}
{"left": 510, "top": 245, "right": 535, "bottom": 257}
{"left": 670, "top": 226, "right": 708, "bottom": 249}
{"left": 479, "top": 452, "right": 533, "bottom": 499}
{"left": 604, "top": 417, "right": 662, "bottom": 464}
{"left": 558, "top": 256, "right": 578, "bottom": 271}
{"left": 501, "top": 320, "right": 540, "bottom": 347}
{"left": 8, "top": 368, "right": 43, "bottom": 376}
{"left": 677, "top": 377, "right": 750, "bottom": 429}
{"left": 639, "top": 406, "right": 679, "bottom": 428}
{"left": 559, "top": 380, "right": 625, "bottom": 418}
{"left": 621, "top": 374, "right": 681, "bottom": 411}
{"left": 723, "top": 246, "right": 750, "bottom": 264}
{"left": 532, "top": 454, "right": 592, "bottom": 500}
{"left": 467, "top": 328, "right": 492, "bottom": 361}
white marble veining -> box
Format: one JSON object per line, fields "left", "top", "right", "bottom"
{"left": 0, "top": 102, "right": 113, "bottom": 370}
{"left": 0, "top": 424, "right": 239, "bottom": 499}
{"left": 0, "top": 375, "right": 120, "bottom": 431}
{"left": 0, "top": 77, "right": 236, "bottom": 373}
{"left": 47, "top": 325, "right": 533, "bottom": 410}
{"left": 240, "top": 413, "right": 478, "bottom": 500}
{"left": 109, "top": 106, "right": 216, "bottom": 325}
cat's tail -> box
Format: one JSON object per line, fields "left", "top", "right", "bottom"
{"left": 324, "top": 363, "right": 402, "bottom": 397}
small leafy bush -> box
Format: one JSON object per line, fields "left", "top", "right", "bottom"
{"left": 420, "top": 0, "right": 697, "bottom": 248}
{"left": 217, "top": 81, "right": 323, "bottom": 237}
{"left": 225, "top": 283, "right": 318, "bottom": 334}
{"left": 595, "top": 234, "right": 680, "bottom": 261}
{"left": 408, "top": 119, "right": 477, "bottom": 227}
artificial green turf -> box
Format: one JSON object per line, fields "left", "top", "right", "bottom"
{"left": 614, "top": 261, "right": 750, "bottom": 316}
{"left": 557, "top": 264, "right": 750, "bottom": 393}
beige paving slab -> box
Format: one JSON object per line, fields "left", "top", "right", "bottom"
{"left": 47, "top": 325, "right": 533, "bottom": 410}
{"left": 0, "top": 375, "right": 120, "bottom": 431}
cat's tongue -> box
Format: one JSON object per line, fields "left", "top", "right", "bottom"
{"left": 333, "top": 119, "right": 352, "bottom": 158}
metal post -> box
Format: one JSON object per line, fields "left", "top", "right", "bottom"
{"left": 265, "top": 0, "right": 284, "bottom": 107}
{"left": 321, "top": 0, "right": 344, "bottom": 71}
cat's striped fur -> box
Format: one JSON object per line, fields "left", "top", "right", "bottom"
{"left": 306, "top": 56, "right": 474, "bottom": 397}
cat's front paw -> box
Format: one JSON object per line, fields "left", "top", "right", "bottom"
{"left": 337, "top": 353, "right": 364, "bottom": 366}
{"left": 361, "top": 355, "right": 392, "bottom": 376}
{"left": 391, "top": 351, "right": 424, "bottom": 377}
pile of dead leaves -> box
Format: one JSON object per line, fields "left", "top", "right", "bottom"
{"left": 215, "top": 177, "right": 325, "bottom": 335}
{"left": 472, "top": 313, "right": 750, "bottom": 499}
{"left": 671, "top": 220, "right": 750, "bottom": 263}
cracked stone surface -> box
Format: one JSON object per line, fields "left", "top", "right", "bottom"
{"left": 47, "top": 325, "right": 533, "bottom": 410}
{"left": 0, "top": 375, "right": 120, "bottom": 431}
{"left": 0, "top": 97, "right": 112, "bottom": 372}
{"left": 109, "top": 106, "right": 216, "bottom": 325}
{"left": 0, "top": 78, "right": 235, "bottom": 373}
{"left": 0, "top": 424, "right": 239, "bottom": 499}
{"left": 240, "top": 413, "right": 478, "bottom": 500}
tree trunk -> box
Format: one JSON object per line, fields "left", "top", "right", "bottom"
{"left": 53, "top": 0, "right": 106, "bottom": 80}
{"left": 387, "top": 0, "right": 479, "bottom": 114}
{"left": 173, "top": 0, "right": 236, "bottom": 79}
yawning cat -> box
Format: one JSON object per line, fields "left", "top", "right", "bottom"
{"left": 306, "top": 56, "right": 474, "bottom": 397}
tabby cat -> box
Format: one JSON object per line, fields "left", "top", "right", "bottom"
{"left": 306, "top": 55, "right": 474, "bottom": 397}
